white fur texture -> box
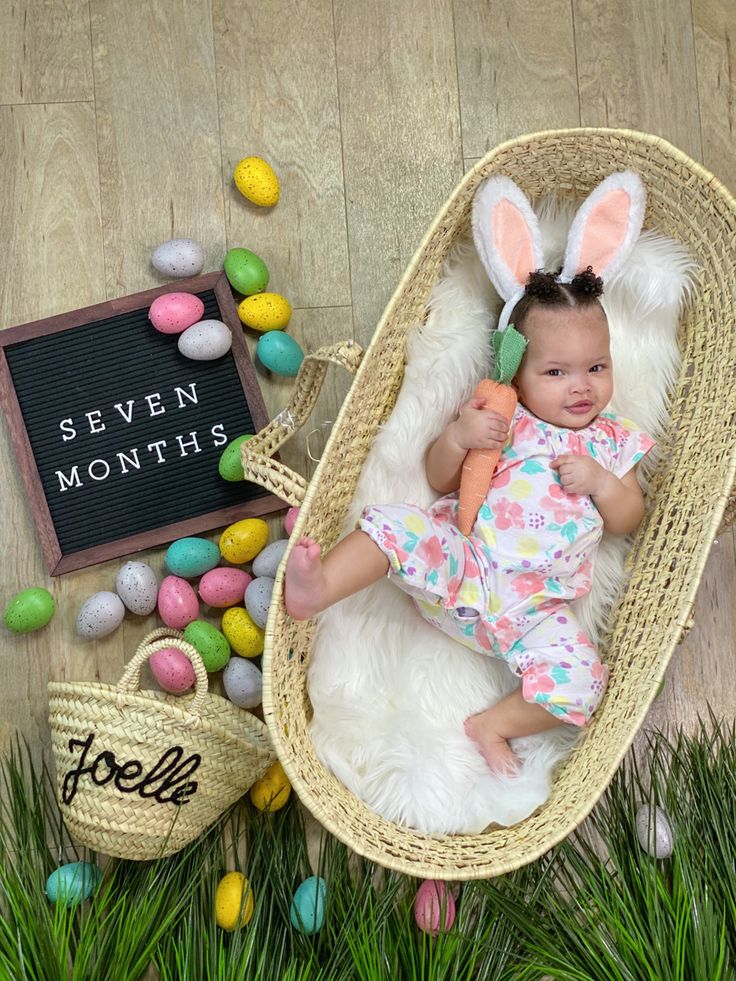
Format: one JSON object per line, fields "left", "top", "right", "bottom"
{"left": 307, "top": 195, "right": 696, "bottom": 835}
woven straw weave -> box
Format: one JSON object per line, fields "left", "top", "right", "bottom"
{"left": 242, "top": 128, "right": 736, "bottom": 880}
{"left": 48, "top": 628, "right": 275, "bottom": 860}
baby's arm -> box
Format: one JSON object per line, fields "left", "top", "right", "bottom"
{"left": 425, "top": 397, "right": 509, "bottom": 494}
{"left": 550, "top": 455, "right": 645, "bottom": 535}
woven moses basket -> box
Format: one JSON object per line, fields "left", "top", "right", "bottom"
{"left": 241, "top": 128, "right": 736, "bottom": 879}
{"left": 48, "top": 628, "right": 275, "bottom": 860}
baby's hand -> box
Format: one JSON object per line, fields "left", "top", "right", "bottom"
{"left": 550, "top": 453, "right": 612, "bottom": 497}
{"left": 451, "top": 398, "right": 509, "bottom": 451}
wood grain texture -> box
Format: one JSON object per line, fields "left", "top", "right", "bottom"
{"left": 0, "top": 0, "right": 93, "bottom": 104}
{"left": 455, "top": 0, "right": 580, "bottom": 157}
{"left": 213, "top": 0, "right": 350, "bottom": 310}
{"left": 573, "top": 0, "right": 703, "bottom": 160}
{"left": 692, "top": 0, "right": 736, "bottom": 190}
{"left": 334, "top": 0, "right": 463, "bottom": 345}
{"left": 90, "top": 0, "right": 226, "bottom": 297}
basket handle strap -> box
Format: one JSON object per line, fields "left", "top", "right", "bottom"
{"left": 117, "top": 627, "right": 209, "bottom": 718}
{"left": 240, "top": 339, "right": 364, "bottom": 506}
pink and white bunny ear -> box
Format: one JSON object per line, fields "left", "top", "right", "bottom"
{"left": 560, "top": 171, "right": 646, "bottom": 283}
{"left": 472, "top": 176, "right": 544, "bottom": 331}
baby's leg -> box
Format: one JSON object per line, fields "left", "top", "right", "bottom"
{"left": 284, "top": 530, "right": 389, "bottom": 620}
{"left": 464, "top": 690, "right": 564, "bottom": 774}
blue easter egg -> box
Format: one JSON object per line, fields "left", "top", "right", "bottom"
{"left": 45, "top": 862, "right": 102, "bottom": 905}
{"left": 165, "top": 537, "right": 220, "bottom": 578}
{"left": 290, "top": 875, "right": 326, "bottom": 934}
{"left": 256, "top": 331, "right": 304, "bottom": 377}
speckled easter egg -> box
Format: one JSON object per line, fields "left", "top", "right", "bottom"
{"left": 215, "top": 872, "right": 254, "bottom": 931}
{"left": 414, "top": 881, "right": 456, "bottom": 936}
{"left": 183, "top": 620, "right": 230, "bottom": 671}
{"left": 218, "top": 434, "right": 253, "bottom": 482}
{"left": 166, "top": 538, "right": 220, "bottom": 578}
{"left": 198, "top": 568, "right": 252, "bottom": 608}
{"left": 149, "top": 646, "right": 196, "bottom": 694}
{"left": 45, "top": 862, "right": 102, "bottom": 906}
{"left": 151, "top": 238, "right": 205, "bottom": 278}
{"left": 284, "top": 506, "right": 300, "bottom": 536}
{"left": 221, "top": 607, "right": 264, "bottom": 658}
{"left": 148, "top": 292, "right": 205, "bottom": 334}
{"left": 3, "top": 587, "right": 55, "bottom": 634}
{"left": 157, "top": 576, "right": 199, "bottom": 630}
{"left": 290, "top": 876, "right": 327, "bottom": 934}
{"left": 250, "top": 760, "right": 291, "bottom": 811}
{"left": 115, "top": 561, "right": 158, "bottom": 615}
{"left": 76, "top": 592, "right": 126, "bottom": 639}
{"left": 251, "top": 539, "right": 288, "bottom": 579}
{"left": 237, "top": 293, "right": 291, "bottom": 332}
{"left": 244, "top": 576, "right": 274, "bottom": 629}
{"left": 223, "top": 248, "right": 269, "bottom": 295}
{"left": 256, "top": 331, "right": 304, "bottom": 376}
{"left": 178, "top": 320, "right": 232, "bottom": 361}
{"left": 222, "top": 656, "right": 262, "bottom": 708}
{"left": 635, "top": 804, "right": 674, "bottom": 859}
{"left": 219, "top": 519, "right": 269, "bottom": 564}
{"left": 233, "top": 156, "right": 280, "bottom": 207}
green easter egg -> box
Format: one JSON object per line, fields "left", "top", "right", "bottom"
{"left": 224, "top": 248, "right": 269, "bottom": 296}
{"left": 256, "top": 331, "right": 305, "bottom": 377}
{"left": 183, "top": 620, "right": 231, "bottom": 671}
{"left": 3, "top": 587, "right": 56, "bottom": 634}
{"left": 218, "top": 434, "right": 253, "bottom": 482}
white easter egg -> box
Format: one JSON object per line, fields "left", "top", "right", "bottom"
{"left": 244, "top": 576, "right": 275, "bottom": 629}
{"left": 76, "top": 591, "right": 126, "bottom": 639}
{"left": 635, "top": 804, "right": 674, "bottom": 859}
{"left": 222, "top": 656, "right": 263, "bottom": 709}
{"left": 177, "top": 320, "right": 232, "bottom": 361}
{"left": 251, "top": 539, "right": 288, "bottom": 579}
{"left": 115, "top": 561, "right": 158, "bottom": 615}
{"left": 151, "top": 238, "right": 205, "bottom": 278}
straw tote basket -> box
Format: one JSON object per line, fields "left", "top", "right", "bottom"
{"left": 241, "top": 128, "right": 736, "bottom": 880}
{"left": 48, "top": 628, "right": 275, "bottom": 860}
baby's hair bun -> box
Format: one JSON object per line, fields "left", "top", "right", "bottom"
{"left": 524, "top": 269, "right": 559, "bottom": 301}
{"left": 570, "top": 265, "right": 604, "bottom": 297}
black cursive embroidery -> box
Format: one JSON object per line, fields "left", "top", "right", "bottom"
{"left": 62, "top": 733, "right": 200, "bottom": 806}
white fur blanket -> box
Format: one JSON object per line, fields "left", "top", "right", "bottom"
{"left": 307, "top": 197, "right": 695, "bottom": 834}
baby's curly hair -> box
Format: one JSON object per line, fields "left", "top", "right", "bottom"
{"left": 509, "top": 266, "right": 604, "bottom": 330}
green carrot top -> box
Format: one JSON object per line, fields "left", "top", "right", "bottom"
{"left": 491, "top": 323, "right": 528, "bottom": 385}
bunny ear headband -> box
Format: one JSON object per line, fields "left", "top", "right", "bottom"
{"left": 471, "top": 170, "right": 647, "bottom": 331}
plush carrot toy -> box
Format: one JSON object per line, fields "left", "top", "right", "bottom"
{"left": 457, "top": 324, "right": 527, "bottom": 536}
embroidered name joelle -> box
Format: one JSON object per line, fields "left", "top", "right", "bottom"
{"left": 62, "top": 732, "right": 201, "bottom": 806}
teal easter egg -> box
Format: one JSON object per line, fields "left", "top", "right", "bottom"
{"left": 3, "top": 587, "right": 56, "bottom": 633}
{"left": 290, "top": 876, "right": 326, "bottom": 935}
{"left": 218, "top": 434, "right": 253, "bottom": 482}
{"left": 224, "top": 248, "right": 269, "bottom": 295}
{"left": 45, "top": 862, "right": 102, "bottom": 905}
{"left": 165, "top": 538, "right": 220, "bottom": 578}
{"left": 257, "top": 331, "right": 304, "bottom": 377}
{"left": 183, "top": 619, "right": 231, "bottom": 671}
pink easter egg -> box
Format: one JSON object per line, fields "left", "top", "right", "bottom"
{"left": 414, "top": 880, "right": 455, "bottom": 936}
{"left": 284, "top": 506, "right": 300, "bottom": 536}
{"left": 157, "top": 575, "right": 199, "bottom": 629}
{"left": 149, "top": 647, "right": 196, "bottom": 694}
{"left": 149, "top": 293, "right": 205, "bottom": 334}
{"left": 198, "top": 567, "right": 252, "bottom": 608}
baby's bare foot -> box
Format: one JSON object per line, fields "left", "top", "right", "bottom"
{"left": 284, "top": 537, "right": 327, "bottom": 620}
{"left": 464, "top": 713, "right": 521, "bottom": 775}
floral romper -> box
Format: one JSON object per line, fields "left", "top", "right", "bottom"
{"left": 359, "top": 404, "right": 655, "bottom": 727}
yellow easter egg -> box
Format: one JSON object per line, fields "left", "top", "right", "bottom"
{"left": 222, "top": 607, "right": 265, "bottom": 658}
{"left": 215, "top": 872, "right": 254, "bottom": 931}
{"left": 234, "top": 156, "right": 280, "bottom": 207}
{"left": 219, "top": 519, "right": 269, "bottom": 564}
{"left": 250, "top": 761, "right": 291, "bottom": 812}
{"left": 238, "top": 292, "right": 292, "bottom": 332}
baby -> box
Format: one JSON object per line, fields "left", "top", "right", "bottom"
{"left": 285, "top": 171, "right": 654, "bottom": 774}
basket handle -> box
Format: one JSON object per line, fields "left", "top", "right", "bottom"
{"left": 117, "top": 627, "right": 209, "bottom": 718}
{"left": 240, "top": 339, "right": 364, "bottom": 506}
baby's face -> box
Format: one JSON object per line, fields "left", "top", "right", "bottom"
{"left": 513, "top": 303, "right": 613, "bottom": 430}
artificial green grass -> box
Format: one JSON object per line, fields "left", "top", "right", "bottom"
{"left": 1, "top": 716, "right": 734, "bottom": 980}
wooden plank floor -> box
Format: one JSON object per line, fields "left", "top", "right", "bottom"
{"left": 1, "top": 0, "right": 734, "bottom": 805}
